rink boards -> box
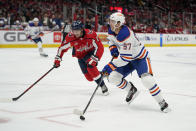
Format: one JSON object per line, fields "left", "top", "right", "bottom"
{"left": 0, "top": 30, "right": 196, "bottom": 48}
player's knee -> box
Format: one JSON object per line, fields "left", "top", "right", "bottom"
{"left": 141, "top": 73, "right": 156, "bottom": 88}
{"left": 108, "top": 71, "right": 123, "bottom": 85}
{"left": 84, "top": 73, "right": 93, "bottom": 81}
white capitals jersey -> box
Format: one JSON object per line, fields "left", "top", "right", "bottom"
{"left": 107, "top": 25, "right": 149, "bottom": 67}
{"left": 25, "top": 23, "right": 43, "bottom": 39}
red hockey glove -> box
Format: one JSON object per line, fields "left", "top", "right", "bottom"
{"left": 86, "top": 55, "right": 98, "bottom": 67}
{"left": 54, "top": 55, "right": 62, "bottom": 68}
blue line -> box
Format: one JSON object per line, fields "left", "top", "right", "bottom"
{"left": 160, "top": 34, "right": 163, "bottom": 47}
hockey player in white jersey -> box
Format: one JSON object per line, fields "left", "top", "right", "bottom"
{"left": 102, "top": 12, "right": 170, "bottom": 113}
{"left": 25, "top": 18, "right": 48, "bottom": 57}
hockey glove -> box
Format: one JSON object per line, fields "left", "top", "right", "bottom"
{"left": 39, "top": 32, "right": 44, "bottom": 37}
{"left": 27, "top": 36, "right": 32, "bottom": 41}
{"left": 86, "top": 55, "right": 98, "bottom": 67}
{"left": 102, "top": 62, "right": 117, "bottom": 75}
{"left": 109, "top": 45, "right": 119, "bottom": 59}
{"left": 54, "top": 55, "right": 62, "bottom": 68}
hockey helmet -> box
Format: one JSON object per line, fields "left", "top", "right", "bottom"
{"left": 109, "top": 12, "right": 125, "bottom": 26}
{"left": 33, "top": 18, "right": 39, "bottom": 22}
{"left": 71, "top": 20, "right": 84, "bottom": 30}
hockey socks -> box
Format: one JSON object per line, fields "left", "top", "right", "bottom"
{"left": 149, "top": 84, "right": 164, "bottom": 103}
{"left": 141, "top": 74, "right": 170, "bottom": 112}
{"left": 37, "top": 42, "right": 48, "bottom": 57}
{"left": 95, "top": 77, "right": 109, "bottom": 96}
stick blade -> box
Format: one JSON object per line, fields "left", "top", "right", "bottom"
{"left": 73, "top": 109, "right": 83, "bottom": 116}
{"left": 0, "top": 98, "right": 13, "bottom": 103}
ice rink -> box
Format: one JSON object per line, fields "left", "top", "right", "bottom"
{"left": 0, "top": 47, "right": 196, "bottom": 131}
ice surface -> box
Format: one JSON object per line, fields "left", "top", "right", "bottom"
{"left": 0, "top": 47, "right": 196, "bottom": 131}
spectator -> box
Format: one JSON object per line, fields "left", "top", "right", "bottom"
{"left": 43, "top": 21, "right": 50, "bottom": 31}
{"left": 11, "top": 20, "right": 23, "bottom": 30}
{"left": 51, "top": 21, "right": 60, "bottom": 31}
{"left": 153, "top": 20, "right": 160, "bottom": 33}
{"left": 0, "top": 20, "right": 5, "bottom": 29}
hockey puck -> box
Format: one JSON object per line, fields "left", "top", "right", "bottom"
{"left": 80, "top": 115, "right": 85, "bottom": 121}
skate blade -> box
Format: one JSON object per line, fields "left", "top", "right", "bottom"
{"left": 102, "top": 91, "right": 109, "bottom": 96}
{"left": 162, "top": 107, "right": 171, "bottom": 113}
{"left": 40, "top": 54, "right": 48, "bottom": 57}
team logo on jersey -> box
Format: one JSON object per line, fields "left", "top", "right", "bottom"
{"left": 76, "top": 43, "right": 93, "bottom": 52}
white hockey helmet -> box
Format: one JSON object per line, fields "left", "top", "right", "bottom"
{"left": 33, "top": 18, "right": 39, "bottom": 22}
{"left": 61, "top": 22, "right": 65, "bottom": 26}
{"left": 16, "top": 20, "right": 20, "bottom": 24}
{"left": 52, "top": 21, "right": 56, "bottom": 25}
{"left": 0, "top": 20, "right": 4, "bottom": 24}
{"left": 109, "top": 12, "right": 125, "bottom": 26}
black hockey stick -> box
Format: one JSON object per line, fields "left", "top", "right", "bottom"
{"left": 0, "top": 67, "right": 55, "bottom": 102}
{"left": 12, "top": 67, "right": 55, "bottom": 101}
{"left": 74, "top": 57, "right": 114, "bottom": 120}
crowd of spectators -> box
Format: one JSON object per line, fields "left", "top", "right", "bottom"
{"left": 0, "top": 0, "right": 196, "bottom": 34}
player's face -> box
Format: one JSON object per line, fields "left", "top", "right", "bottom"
{"left": 109, "top": 19, "right": 121, "bottom": 31}
{"left": 34, "top": 22, "right": 38, "bottom": 26}
{"left": 72, "top": 29, "right": 82, "bottom": 38}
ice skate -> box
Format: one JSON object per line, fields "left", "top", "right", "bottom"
{"left": 40, "top": 52, "right": 48, "bottom": 57}
{"left": 126, "top": 82, "right": 139, "bottom": 104}
{"left": 159, "top": 99, "right": 171, "bottom": 113}
{"left": 100, "top": 85, "right": 109, "bottom": 96}
{"left": 39, "top": 48, "right": 48, "bottom": 57}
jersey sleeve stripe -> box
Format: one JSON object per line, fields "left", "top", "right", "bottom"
{"left": 120, "top": 53, "right": 133, "bottom": 56}
{"left": 146, "top": 58, "right": 153, "bottom": 74}
{"left": 109, "top": 45, "right": 117, "bottom": 51}
{"left": 92, "top": 39, "right": 98, "bottom": 57}
{"left": 57, "top": 43, "right": 70, "bottom": 56}
{"left": 121, "top": 56, "right": 134, "bottom": 60}
{"left": 135, "top": 48, "right": 149, "bottom": 59}
{"left": 138, "top": 49, "right": 147, "bottom": 59}
{"left": 134, "top": 46, "right": 145, "bottom": 58}
{"left": 108, "top": 63, "right": 117, "bottom": 71}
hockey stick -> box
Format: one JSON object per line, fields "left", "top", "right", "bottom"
{"left": 73, "top": 76, "right": 104, "bottom": 120}
{"left": 0, "top": 67, "right": 55, "bottom": 102}
{"left": 73, "top": 57, "right": 114, "bottom": 120}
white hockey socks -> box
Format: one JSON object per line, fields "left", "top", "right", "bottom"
{"left": 37, "top": 42, "right": 48, "bottom": 57}
{"left": 141, "top": 74, "right": 164, "bottom": 103}
{"left": 117, "top": 79, "right": 131, "bottom": 91}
